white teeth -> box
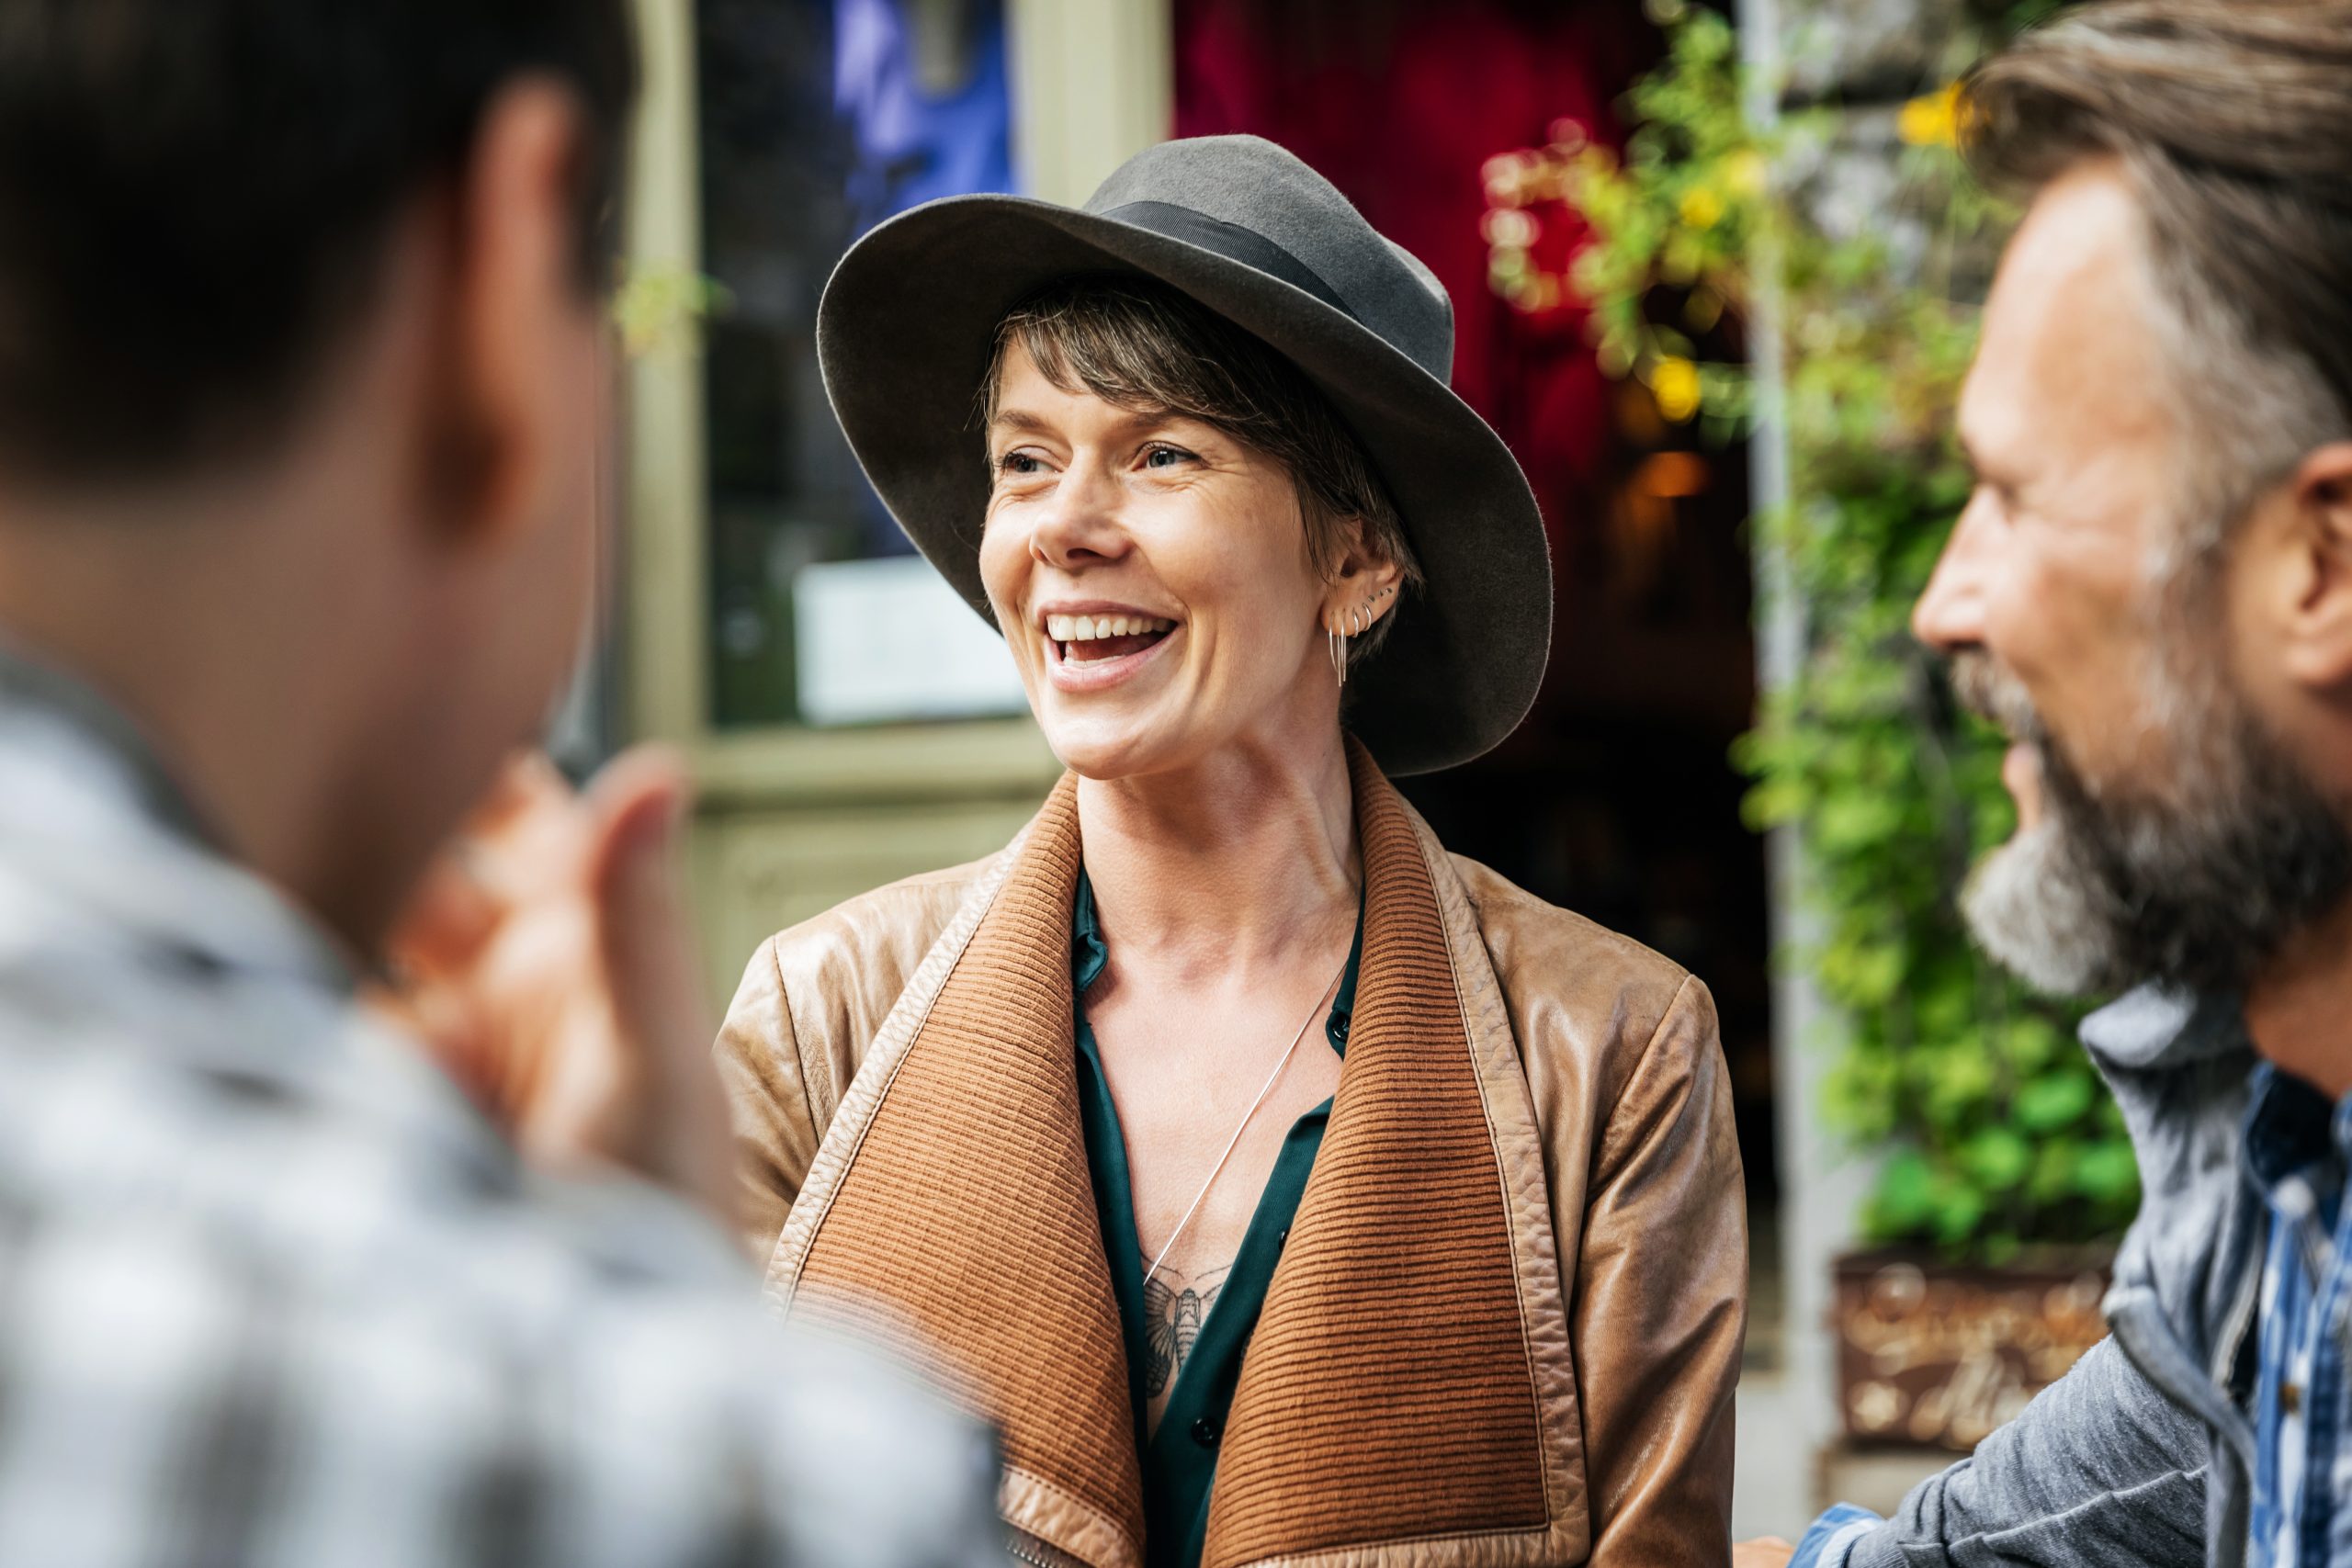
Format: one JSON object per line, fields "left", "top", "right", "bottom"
{"left": 1044, "top": 614, "right": 1174, "bottom": 642}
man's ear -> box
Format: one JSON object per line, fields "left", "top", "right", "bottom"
{"left": 2278, "top": 442, "right": 2352, "bottom": 690}
{"left": 426, "top": 79, "right": 599, "bottom": 547}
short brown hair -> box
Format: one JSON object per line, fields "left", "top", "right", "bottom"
{"left": 1963, "top": 2, "right": 2352, "bottom": 547}
{"left": 979, "top": 275, "right": 1421, "bottom": 665}
{"left": 0, "top": 0, "right": 636, "bottom": 490}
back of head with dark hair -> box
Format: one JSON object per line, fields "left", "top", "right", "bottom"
{"left": 0, "top": 0, "right": 636, "bottom": 489}
{"left": 1963, "top": 0, "right": 2352, "bottom": 520}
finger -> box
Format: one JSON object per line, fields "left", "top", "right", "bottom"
{"left": 385, "top": 755, "right": 566, "bottom": 976}
{"left": 385, "top": 849, "right": 507, "bottom": 980}
{"left": 581, "top": 746, "right": 692, "bottom": 851}
{"left": 583, "top": 748, "right": 732, "bottom": 1217}
{"left": 468, "top": 750, "right": 572, "bottom": 837}
{"left": 588, "top": 752, "right": 703, "bottom": 1052}
{"left": 463, "top": 751, "right": 594, "bottom": 903}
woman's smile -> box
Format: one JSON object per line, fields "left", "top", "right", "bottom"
{"left": 1039, "top": 603, "right": 1182, "bottom": 693}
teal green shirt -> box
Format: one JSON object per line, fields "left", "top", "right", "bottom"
{"left": 1070, "top": 871, "right": 1361, "bottom": 1568}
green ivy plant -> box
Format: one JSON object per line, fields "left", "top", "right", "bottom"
{"left": 1552, "top": 1, "right": 2134, "bottom": 1260}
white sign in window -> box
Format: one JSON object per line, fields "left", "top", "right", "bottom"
{"left": 793, "top": 555, "right": 1030, "bottom": 727}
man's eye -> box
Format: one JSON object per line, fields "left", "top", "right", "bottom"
{"left": 1968, "top": 482, "right": 2016, "bottom": 524}
{"left": 996, "top": 452, "right": 1043, "bottom": 477}
{"left": 1142, "top": 445, "right": 1193, "bottom": 469}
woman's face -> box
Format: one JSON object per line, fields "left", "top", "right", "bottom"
{"left": 979, "top": 340, "right": 1352, "bottom": 780}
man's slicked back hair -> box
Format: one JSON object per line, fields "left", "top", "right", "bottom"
{"left": 1963, "top": 1, "right": 2352, "bottom": 544}
{"left": 0, "top": 0, "right": 636, "bottom": 488}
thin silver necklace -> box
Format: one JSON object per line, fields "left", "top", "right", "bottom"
{"left": 1140, "top": 955, "right": 1351, "bottom": 1292}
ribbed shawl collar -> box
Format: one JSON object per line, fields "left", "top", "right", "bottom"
{"left": 772, "top": 741, "right": 1546, "bottom": 1568}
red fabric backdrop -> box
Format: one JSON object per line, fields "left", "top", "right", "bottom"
{"left": 1173, "top": 0, "right": 1654, "bottom": 561}
{"left": 1174, "top": 3, "right": 1775, "bottom": 1200}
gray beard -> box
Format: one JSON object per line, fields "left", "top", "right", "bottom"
{"left": 1960, "top": 818, "right": 2122, "bottom": 998}
{"left": 1951, "top": 651, "right": 2352, "bottom": 1001}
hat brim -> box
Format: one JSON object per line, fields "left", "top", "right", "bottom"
{"left": 816, "top": 193, "right": 1551, "bottom": 776}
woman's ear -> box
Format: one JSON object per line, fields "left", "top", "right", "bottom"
{"left": 1318, "top": 519, "right": 1405, "bottom": 636}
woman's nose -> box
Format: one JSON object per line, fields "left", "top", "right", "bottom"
{"left": 1030, "top": 459, "right": 1129, "bottom": 568}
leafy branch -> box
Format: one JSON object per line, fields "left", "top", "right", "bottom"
{"left": 1526, "top": 4, "right": 2133, "bottom": 1259}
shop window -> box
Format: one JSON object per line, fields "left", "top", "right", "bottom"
{"left": 696, "top": 0, "right": 1022, "bottom": 728}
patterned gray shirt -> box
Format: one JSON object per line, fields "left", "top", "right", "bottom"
{"left": 0, "top": 643, "right": 1004, "bottom": 1568}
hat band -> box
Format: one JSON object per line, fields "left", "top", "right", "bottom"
{"left": 1098, "top": 200, "right": 1355, "bottom": 323}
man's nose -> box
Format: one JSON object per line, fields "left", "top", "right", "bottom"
{"left": 1913, "top": 499, "right": 1991, "bottom": 653}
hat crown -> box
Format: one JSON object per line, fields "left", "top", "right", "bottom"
{"left": 1084, "top": 134, "right": 1455, "bottom": 384}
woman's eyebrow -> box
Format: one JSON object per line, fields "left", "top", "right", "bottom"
{"left": 989, "top": 405, "right": 1194, "bottom": 441}
{"left": 987, "top": 409, "right": 1057, "bottom": 439}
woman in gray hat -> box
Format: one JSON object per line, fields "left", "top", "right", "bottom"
{"left": 717, "top": 135, "right": 1745, "bottom": 1568}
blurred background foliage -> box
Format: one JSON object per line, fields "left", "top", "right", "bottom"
{"left": 1555, "top": 0, "right": 2134, "bottom": 1262}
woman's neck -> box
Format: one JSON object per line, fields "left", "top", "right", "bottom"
{"left": 1076, "top": 731, "right": 1359, "bottom": 979}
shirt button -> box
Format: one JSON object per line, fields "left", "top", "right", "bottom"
{"left": 1333, "top": 1018, "right": 1351, "bottom": 1041}
{"left": 1191, "top": 1417, "right": 1221, "bottom": 1449}
{"left": 1277, "top": 1227, "right": 1290, "bottom": 1248}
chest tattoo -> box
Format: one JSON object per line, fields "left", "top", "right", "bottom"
{"left": 1144, "top": 1261, "right": 1232, "bottom": 1397}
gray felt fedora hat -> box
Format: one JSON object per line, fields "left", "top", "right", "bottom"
{"left": 816, "top": 133, "right": 1552, "bottom": 775}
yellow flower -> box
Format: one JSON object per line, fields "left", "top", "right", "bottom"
{"left": 1679, "top": 185, "right": 1725, "bottom": 231}
{"left": 1724, "top": 149, "right": 1768, "bottom": 197}
{"left": 1899, "top": 84, "right": 1962, "bottom": 148}
{"left": 1651, "top": 356, "right": 1702, "bottom": 423}
{"left": 615, "top": 266, "right": 729, "bottom": 357}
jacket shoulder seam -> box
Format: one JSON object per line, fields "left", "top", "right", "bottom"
{"left": 764, "top": 931, "right": 829, "bottom": 1141}
{"left": 1593, "top": 971, "right": 1709, "bottom": 1181}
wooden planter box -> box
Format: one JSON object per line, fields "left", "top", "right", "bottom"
{"left": 1834, "top": 1249, "right": 2111, "bottom": 1453}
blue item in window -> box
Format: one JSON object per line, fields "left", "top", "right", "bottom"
{"left": 833, "top": 0, "right": 1014, "bottom": 232}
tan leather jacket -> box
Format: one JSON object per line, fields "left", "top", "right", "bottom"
{"left": 717, "top": 752, "right": 1745, "bottom": 1568}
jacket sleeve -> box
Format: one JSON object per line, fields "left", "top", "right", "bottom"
{"left": 1838, "top": 1333, "right": 2208, "bottom": 1567}
{"left": 712, "top": 936, "right": 827, "bottom": 1261}
{"left": 1575, "top": 973, "right": 1747, "bottom": 1566}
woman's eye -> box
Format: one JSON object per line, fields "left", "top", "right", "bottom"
{"left": 995, "top": 451, "right": 1044, "bottom": 477}
{"left": 1142, "top": 445, "right": 1194, "bottom": 469}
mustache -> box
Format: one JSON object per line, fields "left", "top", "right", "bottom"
{"left": 1947, "top": 649, "right": 2044, "bottom": 742}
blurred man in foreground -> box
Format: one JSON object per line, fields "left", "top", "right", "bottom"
{"left": 1752, "top": 3, "right": 2352, "bottom": 1565}
{"left": 0, "top": 3, "right": 998, "bottom": 1563}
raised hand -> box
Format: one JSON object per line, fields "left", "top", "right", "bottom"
{"left": 378, "top": 748, "right": 733, "bottom": 1224}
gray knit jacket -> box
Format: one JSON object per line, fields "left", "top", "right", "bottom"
{"left": 1836, "top": 987, "right": 2260, "bottom": 1568}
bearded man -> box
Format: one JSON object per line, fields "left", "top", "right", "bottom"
{"left": 1747, "top": 4, "right": 2352, "bottom": 1567}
